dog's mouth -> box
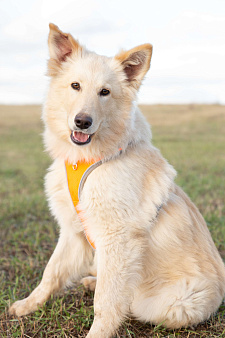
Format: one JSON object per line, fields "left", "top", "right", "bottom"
{"left": 70, "top": 131, "right": 92, "bottom": 145}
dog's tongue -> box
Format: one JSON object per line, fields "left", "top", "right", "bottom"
{"left": 74, "top": 131, "right": 89, "bottom": 143}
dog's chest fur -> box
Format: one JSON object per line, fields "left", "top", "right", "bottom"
{"left": 45, "top": 141, "right": 176, "bottom": 251}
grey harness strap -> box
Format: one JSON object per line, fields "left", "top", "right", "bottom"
{"left": 78, "top": 148, "right": 123, "bottom": 199}
{"left": 78, "top": 160, "right": 103, "bottom": 200}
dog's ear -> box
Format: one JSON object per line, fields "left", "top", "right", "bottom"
{"left": 115, "top": 44, "right": 152, "bottom": 88}
{"left": 47, "top": 23, "right": 82, "bottom": 76}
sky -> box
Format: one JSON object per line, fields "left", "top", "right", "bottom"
{"left": 0, "top": 0, "right": 225, "bottom": 104}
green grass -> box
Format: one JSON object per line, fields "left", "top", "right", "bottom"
{"left": 0, "top": 104, "right": 225, "bottom": 337}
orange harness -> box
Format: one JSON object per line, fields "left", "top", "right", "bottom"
{"left": 65, "top": 160, "right": 101, "bottom": 249}
{"left": 65, "top": 148, "right": 163, "bottom": 250}
{"left": 65, "top": 149, "right": 122, "bottom": 249}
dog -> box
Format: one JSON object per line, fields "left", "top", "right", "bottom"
{"left": 9, "top": 24, "right": 225, "bottom": 337}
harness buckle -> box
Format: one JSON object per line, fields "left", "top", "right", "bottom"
{"left": 72, "top": 163, "right": 78, "bottom": 170}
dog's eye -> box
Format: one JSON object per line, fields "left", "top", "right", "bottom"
{"left": 100, "top": 89, "right": 110, "bottom": 96}
{"left": 71, "top": 82, "right": 80, "bottom": 90}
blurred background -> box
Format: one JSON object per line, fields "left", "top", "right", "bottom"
{"left": 1, "top": 2, "right": 225, "bottom": 336}
{"left": 0, "top": 0, "right": 225, "bottom": 105}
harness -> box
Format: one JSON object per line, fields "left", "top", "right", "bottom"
{"left": 65, "top": 149, "right": 163, "bottom": 250}
{"left": 65, "top": 150, "right": 122, "bottom": 249}
{"left": 65, "top": 159, "right": 102, "bottom": 249}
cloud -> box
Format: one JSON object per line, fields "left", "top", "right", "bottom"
{"left": 141, "top": 11, "right": 225, "bottom": 103}
{"left": 0, "top": 1, "right": 225, "bottom": 104}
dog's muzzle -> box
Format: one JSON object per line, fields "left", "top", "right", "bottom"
{"left": 70, "top": 113, "right": 93, "bottom": 145}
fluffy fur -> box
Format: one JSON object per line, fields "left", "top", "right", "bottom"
{"left": 9, "top": 24, "right": 225, "bottom": 337}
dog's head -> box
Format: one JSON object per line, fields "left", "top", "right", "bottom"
{"left": 43, "top": 24, "right": 152, "bottom": 162}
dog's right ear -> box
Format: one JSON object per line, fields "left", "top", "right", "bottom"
{"left": 47, "top": 23, "right": 82, "bottom": 76}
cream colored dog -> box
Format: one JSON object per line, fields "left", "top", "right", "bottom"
{"left": 9, "top": 24, "right": 225, "bottom": 337}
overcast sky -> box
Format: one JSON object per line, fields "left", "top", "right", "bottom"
{"left": 0, "top": 0, "right": 225, "bottom": 104}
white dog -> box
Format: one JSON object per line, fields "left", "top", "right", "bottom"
{"left": 9, "top": 24, "right": 225, "bottom": 337}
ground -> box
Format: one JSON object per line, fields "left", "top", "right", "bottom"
{"left": 0, "top": 104, "right": 225, "bottom": 337}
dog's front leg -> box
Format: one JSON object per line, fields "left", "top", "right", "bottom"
{"left": 9, "top": 230, "right": 93, "bottom": 317}
{"left": 87, "top": 232, "right": 145, "bottom": 338}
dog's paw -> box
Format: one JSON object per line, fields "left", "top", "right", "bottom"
{"left": 9, "top": 298, "right": 33, "bottom": 317}
{"left": 81, "top": 276, "right": 97, "bottom": 291}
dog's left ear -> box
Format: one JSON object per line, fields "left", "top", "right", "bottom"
{"left": 47, "top": 23, "right": 82, "bottom": 76}
{"left": 115, "top": 44, "right": 153, "bottom": 88}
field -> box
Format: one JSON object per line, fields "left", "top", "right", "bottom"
{"left": 0, "top": 104, "right": 225, "bottom": 337}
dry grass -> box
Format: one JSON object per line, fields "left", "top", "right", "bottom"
{"left": 0, "top": 104, "right": 225, "bottom": 337}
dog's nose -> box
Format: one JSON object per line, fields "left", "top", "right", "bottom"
{"left": 75, "top": 113, "right": 93, "bottom": 130}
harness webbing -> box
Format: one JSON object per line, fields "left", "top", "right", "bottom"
{"left": 65, "top": 160, "right": 100, "bottom": 249}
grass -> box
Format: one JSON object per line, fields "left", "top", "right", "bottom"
{"left": 0, "top": 104, "right": 225, "bottom": 337}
